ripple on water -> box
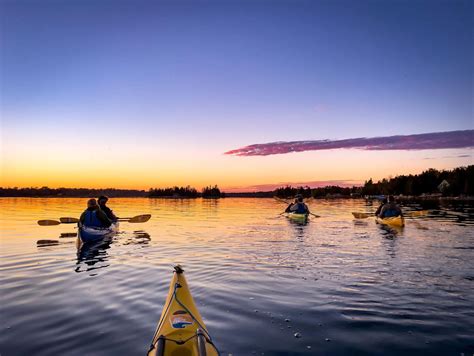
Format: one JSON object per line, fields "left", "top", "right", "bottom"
{"left": 1, "top": 198, "right": 474, "bottom": 355}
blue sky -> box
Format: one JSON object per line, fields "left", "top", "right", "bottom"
{"left": 1, "top": 0, "right": 472, "bottom": 188}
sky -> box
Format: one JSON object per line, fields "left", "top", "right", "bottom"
{"left": 0, "top": 0, "right": 472, "bottom": 191}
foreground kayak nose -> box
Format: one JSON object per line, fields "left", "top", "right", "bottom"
{"left": 147, "top": 266, "right": 219, "bottom": 356}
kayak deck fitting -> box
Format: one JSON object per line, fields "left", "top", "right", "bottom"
{"left": 148, "top": 266, "right": 219, "bottom": 356}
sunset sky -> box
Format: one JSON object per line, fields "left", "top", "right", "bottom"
{"left": 1, "top": 0, "right": 472, "bottom": 191}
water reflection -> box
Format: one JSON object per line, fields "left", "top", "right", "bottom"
{"left": 377, "top": 223, "right": 403, "bottom": 239}
{"left": 123, "top": 230, "right": 151, "bottom": 245}
{"left": 75, "top": 237, "right": 112, "bottom": 273}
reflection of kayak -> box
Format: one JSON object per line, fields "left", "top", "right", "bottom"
{"left": 376, "top": 216, "right": 405, "bottom": 227}
{"left": 78, "top": 222, "right": 119, "bottom": 243}
{"left": 147, "top": 266, "right": 219, "bottom": 356}
{"left": 286, "top": 213, "right": 309, "bottom": 222}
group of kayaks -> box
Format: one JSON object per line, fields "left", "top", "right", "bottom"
{"left": 76, "top": 209, "right": 403, "bottom": 356}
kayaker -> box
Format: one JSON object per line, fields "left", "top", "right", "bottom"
{"left": 80, "top": 199, "right": 112, "bottom": 227}
{"left": 285, "top": 194, "right": 310, "bottom": 214}
{"left": 98, "top": 195, "right": 118, "bottom": 221}
{"left": 378, "top": 195, "right": 403, "bottom": 218}
{"left": 374, "top": 198, "right": 388, "bottom": 216}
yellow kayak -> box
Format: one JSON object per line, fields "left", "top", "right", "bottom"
{"left": 376, "top": 216, "right": 405, "bottom": 227}
{"left": 147, "top": 266, "right": 219, "bottom": 356}
{"left": 286, "top": 213, "right": 308, "bottom": 222}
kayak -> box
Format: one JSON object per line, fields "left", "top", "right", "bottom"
{"left": 147, "top": 266, "right": 219, "bottom": 356}
{"left": 375, "top": 216, "right": 405, "bottom": 227}
{"left": 286, "top": 213, "right": 309, "bottom": 222}
{"left": 78, "top": 222, "right": 119, "bottom": 243}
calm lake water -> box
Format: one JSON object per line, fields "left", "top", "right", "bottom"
{"left": 1, "top": 198, "right": 473, "bottom": 355}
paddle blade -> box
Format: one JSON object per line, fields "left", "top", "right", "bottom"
{"left": 352, "top": 212, "right": 370, "bottom": 219}
{"left": 38, "top": 220, "right": 61, "bottom": 226}
{"left": 37, "top": 239, "right": 60, "bottom": 246}
{"left": 60, "top": 217, "right": 79, "bottom": 223}
{"left": 128, "top": 214, "right": 151, "bottom": 223}
{"left": 60, "top": 232, "right": 78, "bottom": 238}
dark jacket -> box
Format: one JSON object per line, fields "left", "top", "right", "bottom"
{"left": 379, "top": 202, "right": 402, "bottom": 218}
{"left": 99, "top": 204, "right": 118, "bottom": 221}
{"left": 286, "top": 202, "right": 309, "bottom": 214}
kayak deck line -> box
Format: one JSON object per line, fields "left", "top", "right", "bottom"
{"left": 148, "top": 265, "right": 219, "bottom": 356}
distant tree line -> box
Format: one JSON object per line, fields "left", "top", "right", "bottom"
{"left": 148, "top": 185, "right": 224, "bottom": 198}
{"left": 201, "top": 185, "right": 224, "bottom": 198}
{"left": 273, "top": 185, "right": 360, "bottom": 198}
{"left": 0, "top": 187, "right": 147, "bottom": 197}
{"left": 361, "top": 165, "right": 474, "bottom": 196}
{"left": 148, "top": 186, "right": 198, "bottom": 198}
{"left": 273, "top": 165, "right": 473, "bottom": 198}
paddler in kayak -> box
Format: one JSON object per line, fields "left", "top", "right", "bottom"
{"left": 98, "top": 195, "right": 118, "bottom": 222}
{"left": 375, "top": 197, "right": 388, "bottom": 216}
{"left": 80, "top": 198, "right": 112, "bottom": 227}
{"left": 378, "top": 195, "right": 403, "bottom": 218}
{"left": 285, "top": 194, "right": 310, "bottom": 214}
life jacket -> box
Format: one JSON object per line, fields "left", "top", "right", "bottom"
{"left": 83, "top": 209, "right": 104, "bottom": 227}
{"left": 293, "top": 202, "right": 308, "bottom": 214}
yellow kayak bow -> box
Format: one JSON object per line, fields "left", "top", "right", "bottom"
{"left": 375, "top": 216, "right": 405, "bottom": 227}
{"left": 147, "top": 266, "right": 219, "bottom": 356}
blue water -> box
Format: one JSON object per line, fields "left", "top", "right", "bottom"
{"left": 1, "top": 198, "right": 473, "bottom": 355}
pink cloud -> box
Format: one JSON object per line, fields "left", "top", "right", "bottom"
{"left": 225, "top": 130, "right": 474, "bottom": 156}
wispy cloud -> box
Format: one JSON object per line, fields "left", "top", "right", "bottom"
{"left": 225, "top": 130, "right": 474, "bottom": 156}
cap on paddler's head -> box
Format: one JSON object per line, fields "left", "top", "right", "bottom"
{"left": 295, "top": 194, "right": 303, "bottom": 202}
{"left": 388, "top": 195, "right": 395, "bottom": 202}
{"left": 87, "top": 198, "right": 98, "bottom": 208}
{"left": 98, "top": 195, "right": 109, "bottom": 203}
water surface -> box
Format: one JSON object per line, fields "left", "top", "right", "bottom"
{"left": 1, "top": 198, "right": 473, "bottom": 355}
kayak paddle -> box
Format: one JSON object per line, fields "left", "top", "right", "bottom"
{"left": 352, "top": 210, "right": 429, "bottom": 219}
{"left": 38, "top": 220, "right": 61, "bottom": 226}
{"left": 352, "top": 212, "right": 371, "bottom": 219}
{"left": 274, "top": 197, "right": 291, "bottom": 204}
{"left": 59, "top": 217, "right": 79, "bottom": 223}
{"left": 117, "top": 214, "right": 152, "bottom": 223}
{"left": 38, "top": 217, "right": 78, "bottom": 225}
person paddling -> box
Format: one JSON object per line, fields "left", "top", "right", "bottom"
{"left": 378, "top": 195, "right": 403, "bottom": 218}
{"left": 285, "top": 194, "right": 310, "bottom": 214}
{"left": 80, "top": 199, "right": 111, "bottom": 227}
{"left": 98, "top": 195, "right": 118, "bottom": 222}
{"left": 375, "top": 197, "right": 388, "bottom": 216}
